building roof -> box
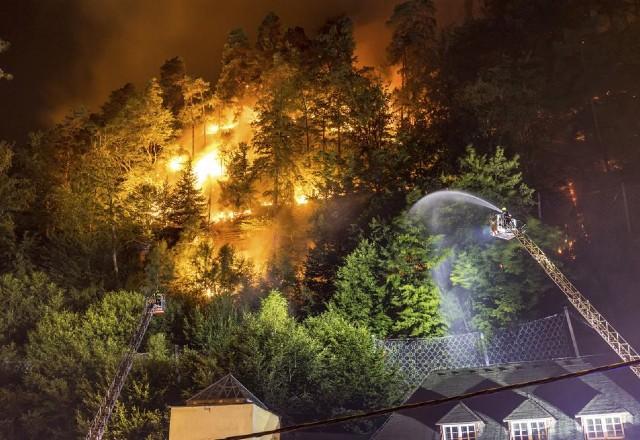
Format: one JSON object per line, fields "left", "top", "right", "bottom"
{"left": 372, "top": 356, "right": 640, "bottom": 440}
{"left": 577, "top": 394, "right": 630, "bottom": 417}
{"left": 437, "top": 402, "right": 483, "bottom": 425}
{"left": 186, "top": 373, "right": 269, "bottom": 410}
{"left": 504, "top": 398, "right": 553, "bottom": 421}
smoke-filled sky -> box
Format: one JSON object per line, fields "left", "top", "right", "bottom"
{"left": 0, "top": 0, "right": 468, "bottom": 141}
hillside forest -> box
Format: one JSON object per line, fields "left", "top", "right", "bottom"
{"left": 1, "top": 0, "right": 640, "bottom": 438}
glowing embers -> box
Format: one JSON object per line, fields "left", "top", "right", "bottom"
{"left": 194, "top": 150, "right": 225, "bottom": 188}
{"left": 167, "top": 155, "right": 189, "bottom": 172}
{"left": 206, "top": 121, "right": 238, "bottom": 135}
{"left": 210, "top": 209, "right": 252, "bottom": 224}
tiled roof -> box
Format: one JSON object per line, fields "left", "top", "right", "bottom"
{"left": 186, "top": 373, "right": 268, "bottom": 410}
{"left": 437, "top": 402, "right": 482, "bottom": 425}
{"left": 577, "top": 394, "right": 629, "bottom": 416}
{"left": 372, "top": 356, "right": 640, "bottom": 440}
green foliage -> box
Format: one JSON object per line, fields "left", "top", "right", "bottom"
{"left": 0, "top": 142, "right": 33, "bottom": 270}
{"left": 441, "top": 147, "right": 562, "bottom": 332}
{"left": 188, "top": 242, "right": 253, "bottom": 296}
{"left": 252, "top": 65, "right": 303, "bottom": 207}
{"left": 233, "top": 291, "right": 319, "bottom": 419}
{"left": 159, "top": 56, "right": 186, "bottom": 117}
{"left": 17, "top": 290, "right": 178, "bottom": 439}
{"left": 450, "top": 218, "right": 562, "bottom": 333}
{"left": 216, "top": 29, "right": 258, "bottom": 102}
{"left": 446, "top": 145, "right": 535, "bottom": 213}
{"left": 230, "top": 291, "right": 403, "bottom": 424}
{"left": 331, "top": 217, "right": 445, "bottom": 338}
{"left": 304, "top": 310, "right": 404, "bottom": 421}
{"left": 332, "top": 239, "right": 387, "bottom": 334}
{"left": 144, "top": 241, "right": 174, "bottom": 293}
{"left": 168, "top": 161, "right": 206, "bottom": 228}
{"left": 219, "top": 142, "right": 257, "bottom": 210}
{"left": 0, "top": 272, "right": 63, "bottom": 348}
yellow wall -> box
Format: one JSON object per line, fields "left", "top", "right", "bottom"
{"left": 169, "top": 403, "right": 280, "bottom": 440}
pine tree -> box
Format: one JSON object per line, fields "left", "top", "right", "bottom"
{"left": 330, "top": 218, "right": 445, "bottom": 338}
{"left": 159, "top": 56, "right": 186, "bottom": 117}
{"left": 219, "top": 142, "right": 256, "bottom": 210}
{"left": 330, "top": 239, "right": 389, "bottom": 336}
{"left": 387, "top": 0, "right": 438, "bottom": 126}
{"left": 179, "top": 77, "right": 211, "bottom": 157}
{"left": 252, "top": 67, "right": 302, "bottom": 207}
{"left": 168, "top": 161, "right": 206, "bottom": 228}
{"left": 216, "top": 29, "right": 258, "bottom": 102}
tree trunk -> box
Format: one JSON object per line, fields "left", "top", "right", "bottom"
{"left": 109, "top": 196, "right": 119, "bottom": 283}
{"left": 191, "top": 123, "right": 195, "bottom": 158}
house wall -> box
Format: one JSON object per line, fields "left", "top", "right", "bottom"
{"left": 169, "top": 403, "right": 279, "bottom": 440}
{"left": 252, "top": 404, "right": 281, "bottom": 439}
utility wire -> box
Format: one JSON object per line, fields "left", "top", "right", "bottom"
{"left": 215, "top": 358, "right": 640, "bottom": 440}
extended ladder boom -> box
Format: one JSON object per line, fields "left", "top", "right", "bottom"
{"left": 85, "top": 295, "right": 164, "bottom": 440}
{"left": 513, "top": 228, "right": 640, "bottom": 378}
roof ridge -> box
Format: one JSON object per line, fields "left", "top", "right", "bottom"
{"left": 186, "top": 373, "right": 269, "bottom": 410}
{"left": 437, "top": 401, "right": 483, "bottom": 425}
{"left": 504, "top": 397, "right": 554, "bottom": 422}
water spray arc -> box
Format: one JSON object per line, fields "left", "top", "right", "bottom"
{"left": 410, "top": 190, "right": 640, "bottom": 379}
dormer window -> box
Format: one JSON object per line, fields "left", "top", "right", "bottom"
{"left": 580, "top": 414, "right": 625, "bottom": 439}
{"left": 508, "top": 419, "right": 550, "bottom": 440}
{"left": 442, "top": 423, "right": 477, "bottom": 440}
{"left": 437, "top": 403, "right": 483, "bottom": 440}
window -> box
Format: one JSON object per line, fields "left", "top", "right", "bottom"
{"left": 509, "top": 420, "right": 549, "bottom": 440}
{"left": 582, "top": 415, "right": 625, "bottom": 439}
{"left": 442, "top": 424, "right": 477, "bottom": 440}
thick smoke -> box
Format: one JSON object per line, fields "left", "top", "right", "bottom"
{"left": 0, "top": 0, "right": 471, "bottom": 140}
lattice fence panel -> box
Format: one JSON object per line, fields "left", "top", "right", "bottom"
{"left": 382, "top": 313, "right": 574, "bottom": 387}
{"left": 486, "top": 313, "right": 574, "bottom": 365}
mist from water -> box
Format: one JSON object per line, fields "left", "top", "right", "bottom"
{"left": 408, "top": 190, "right": 501, "bottom": 333}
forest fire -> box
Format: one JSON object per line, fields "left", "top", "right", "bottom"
{"left": 194, "top": 149, "right": 225, "bottom": 188}
{"left": 4, "top": 2, "right": 640, "bottom": 440}
{"left": 206, "top": 121, "right": 238, "bottom": 135}
{"left": 167, "top": 155, "right": 188, "bottom": 172}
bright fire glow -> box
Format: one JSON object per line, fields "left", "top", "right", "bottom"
{"left": 210, "top": 209, "right": 252, "bottom": 223}
{"left": 167, "top": 155, "right": 188, "bottom": 172}
{"left": 295, "top": 194, "right": 308, "bottom": 205}
{"left": 194, "top": 150, "right": 225, "bottom": 188}
{"left": 206, "top": 121, "right": 238, "bottom": 135}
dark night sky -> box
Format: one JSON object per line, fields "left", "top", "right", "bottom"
{"left": 0, "top": 0, "right": 468, "bottom": 143}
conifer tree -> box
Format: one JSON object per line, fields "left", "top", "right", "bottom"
{"left": 252, "top": 68, "right": 302, "bottom": 207}
{"left": 179, "top": 77, "right": 210, "bottom": 157}
{"left": 216, "top": 29, "right": 258, "bottom": 102}
{"left": 219, "top": 142, "right": 256, "bottom": 211}
{"left": 159, "top": 56, "right": 186, "bottom": 117}
{"left": 331, "top": 218, "right": 445, "bottom": 338}
{"left": 168, "top": 161, "right": 206, "bottom": 228}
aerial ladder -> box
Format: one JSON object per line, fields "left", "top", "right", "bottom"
{"left": 85, "top": 294, "right": 166, "bottom": 440}
{"left": 490, "top": 210, "right": 640, "bottom": 379}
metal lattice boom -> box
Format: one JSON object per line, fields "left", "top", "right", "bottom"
{"left": 85, "top": 301, "right": 156, "bottom": 440}
{"left": 512, "top": 228, "right": 640, "bottom": 379}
